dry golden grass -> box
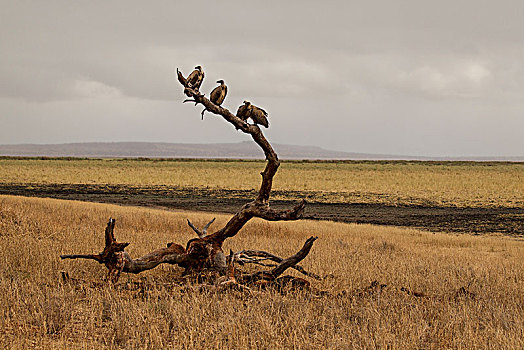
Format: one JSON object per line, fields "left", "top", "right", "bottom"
{"left": 1, "top": 158, "right": 523, "bottom": 207}
{"left": 1, "top": 195, "right": 523, "bottom": 349}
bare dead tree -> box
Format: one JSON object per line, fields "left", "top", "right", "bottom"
{"left": 61, "top": 67, "right": 317, "bottom": 288}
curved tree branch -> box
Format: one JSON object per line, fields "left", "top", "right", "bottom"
{"left": 178, "top": 82, "right": 305, "bottom": 244}
{"left": 252, "top": 199, "right": 307, "bottom": 221}
{"left": 239, "top": 236, "right": 318, "bottom": 284}
{"left": 61, "top": 218, "right": 189, "bottom": 280}
{"left": 60, "top": 67, "right": 315, "bottom": 284}
{"left": 187, "top": 219, "right": 203, "bottom": 237}
{"left": 235, "top": 246, "right": 322, "bottom": 280}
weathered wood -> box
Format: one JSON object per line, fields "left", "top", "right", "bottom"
{"left": 170, "top": 75, "right": 311, "bottom": 275}
{"left": 239, "top": 237, "right": 318, "bottom": 284}
{"left": 60, "top": 254, "right": 102, "bottom": 262}
{"left": 187, "top": 218, "right": 215, "bottom": 238}
{"left": 61, "top": 218, "right": 189, "bottom": 279}
{"left": 176, "top": 68, "right": 186, "bottom": 86}
{"left": 61, "top": 67, "right": 317, "bottom": 285}
{"left": 236, "top": 246, "right": 322, "bottom": 280}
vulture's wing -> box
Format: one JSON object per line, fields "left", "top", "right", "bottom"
{"left": 186, "top": 69, "right": 198, "bottom": 87}
{"left": 195, "top": 71, "right": 204, "bottom": 89}
{"left": 252, "top": 106, "right": 269, "bottom": 128}
{"left": 236, "top": 104, "right": 248, "bottom": 121}
{"left": 220, "top": 85, "right": 228, "bottom": 105}
{"left": 210, "top": 86, "right": 221, "bottom": 104}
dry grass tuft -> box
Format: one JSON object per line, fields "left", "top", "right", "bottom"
{"left": 0, "top": 195, "right": 523, "bottom": 348}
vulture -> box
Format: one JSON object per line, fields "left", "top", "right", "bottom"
{"left": 237, "top": 100, "right": 269, "bottom": 128}
{"left": 186, "top": 65, "right": 204, "bottom": 90}
{"left": 201, "top": 80, "right": 228, "bottom": 119}
{"left": 210, "top": 80, "right": 227, "bottom": 106}
{"left": 236, "top": 101, "right": 249, "bottom": 122}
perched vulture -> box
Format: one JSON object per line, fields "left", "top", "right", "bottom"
{"left": 236, "top": 101, "right": 249, "bottom": 122}
{"left": 186, "top": 65, "right": 204, "bottom": 90}
{"left": 201, "top": 80, "right": 228, "bottom": 119}
{"left": 242, "top": 100, "right": 269, "bottom": 128}
{"left": 210, "top": 80, "right": 227, "bottom": 106}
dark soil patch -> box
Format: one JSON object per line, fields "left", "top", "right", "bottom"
{"left": 1, "top": 183, "right": 523, "bottom": 236}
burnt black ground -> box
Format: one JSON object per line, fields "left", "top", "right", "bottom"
{"left": 1, "top": 183, "right": 523, "bottom": 236}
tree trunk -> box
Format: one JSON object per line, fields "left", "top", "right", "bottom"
{"left": 61, "top": 67, "right": 316, "bottom": 287}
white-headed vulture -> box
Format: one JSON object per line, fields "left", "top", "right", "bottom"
{"left": 186, "top": 65, "right": 204, "bottom": 90}
{"left": 236, "top": 100, "right": 269, "bottom": 128}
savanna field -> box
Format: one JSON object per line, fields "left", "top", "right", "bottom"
{"left": 2, "top": 158, "right": 524, "bottom": 207}
{"left": 0, "top": 159, "right": 523, "bottom": 348}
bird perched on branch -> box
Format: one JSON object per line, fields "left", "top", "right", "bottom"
{"left": 236, "top": 102, "right": 249, "bottom": 121}
{"left": 202, "top": 80, "right": 228, "bottom": 119}
{"left": 186, "top": 65, "right": 204, "bottom": 90}
{"left": 210, "top": 80, "right": 227, "bottom": 106}
{"left": 236, "top": 100, "right": 269, "bottom": 128}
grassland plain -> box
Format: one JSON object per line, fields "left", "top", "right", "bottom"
{"left": 1, "top": 158, "right": 524, "bottom": 207}
{"left": 1, "top": 195, "right": 523, "bottom": 349}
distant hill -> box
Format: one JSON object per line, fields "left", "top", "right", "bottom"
{"left": 0, "top": 142, "right": 522, "bottom": 161}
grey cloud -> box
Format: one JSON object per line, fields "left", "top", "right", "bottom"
{"left": 1, "top": 0, "right": 524, "bottom": 156}
{"left": 3, "top": 1, "right": 524, "bottom": 102}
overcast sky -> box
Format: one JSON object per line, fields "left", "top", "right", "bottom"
{"left": 1, "top": 1, "right": 524, "bottom": 156}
